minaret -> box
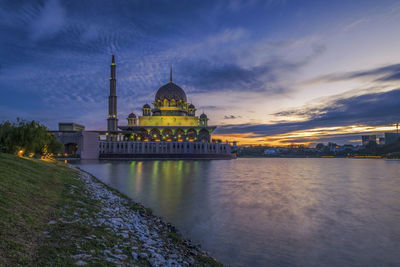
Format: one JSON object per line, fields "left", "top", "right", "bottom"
{"left": 107, "top": 54, "right": 118, "bottom": 132}
{"left": 170, "top": 66, "right": 172, "bottom": 83}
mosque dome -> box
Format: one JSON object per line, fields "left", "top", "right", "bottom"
{"left": 155, "top": 82, "right": 187, "bottom": 102}
{"left": 200, "top": 113, "right": 207, "bottom": 119}
{"left": 143, "top": 104, "right": 151, "bottom": 109}
{"left": 188, "top": 104, "right": 195, "bottom": 109}
{"left": 128, "top": 113, "right": 136, "bottom": 118}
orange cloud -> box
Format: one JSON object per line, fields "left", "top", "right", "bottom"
{"left": 212, "top": 124, "right": 396, "bottom": 146}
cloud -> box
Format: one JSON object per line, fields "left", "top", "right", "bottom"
{"left": 342, "top": 18, "right": 369, "bottom": 32}
{"left": 201, "top": 105, "right": 221, "bottom": 110}
{"left": 0, "top": 0, "right": 327, "bottom": 113}
{"left": 178, "top": 59, "right": 284, "bottom": 93}
{"left": 305, "top": 63, "right": 400, "bottom": 84}
{"left": 177, "top": 44, "right": 325, "bottom": 94}
{"left": 30, "top": 0, "right": 66, "bottom": 41}
{"left": 206, "top": 28, "right": 247, "bottom": 44}
{"left": 281, "top": 88, "right": 400, "bottom": 126}
{"left": 224, "top": 115, "right": 241, "bottom": 119}
{"left": 220, "top": 0, "right": 286, "bottom": 12}
{"left": 216, "top": 88, "right": 400, "bottom": 140}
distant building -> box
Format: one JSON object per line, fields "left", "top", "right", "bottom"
{"left": 378, "top": 137, "right": 385, "bottom": 145}
{"left": 52, "top": 130, "right": 99, "bottom": 159}
{"left": 384, "top": 133, "right": 400, "bottom": 145}
{"left": 58, "top": 122, "right": 85, "bottom": 132}
{"left": 264, "top": 148, "right": 279, "bottom": 156}
{"left": 361, "top": 135, "right": 376, "bottom": 146}
{"left": 53, "top": 123, "right": 99, "bottom": 159}
{"left": 327, "top": 142, "right": 339, "bottom": 152}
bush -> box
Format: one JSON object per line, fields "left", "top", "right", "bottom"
{"left": 0, "top": 119, "right": 63, "bottom": 156}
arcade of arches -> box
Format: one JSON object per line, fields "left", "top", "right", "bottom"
{"left": 124, "top": 127, "right": 211, "bottom": 142}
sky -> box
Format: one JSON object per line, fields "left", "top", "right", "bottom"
{"left": 1, "top": 0, "right": 400, "bottom": 146}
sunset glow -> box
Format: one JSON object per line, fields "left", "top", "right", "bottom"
{"left": 214, "top": 124, "right": 399, "bottom": 146}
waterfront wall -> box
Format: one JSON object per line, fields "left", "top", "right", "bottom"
{"left": 99, "top": 141, "right": 232, "bottom": 157}
{"left": 53, "top": 131, "right": 234, "bottom": 159}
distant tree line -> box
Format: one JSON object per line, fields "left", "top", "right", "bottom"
{"left": 0, "top": 119, "right": 63, "bottom": 156}
{"left": 237, "top": 140, "right": 400, "bottom": 158}
{"left": 237, "top": 145, "right": 269, "bottom": 157}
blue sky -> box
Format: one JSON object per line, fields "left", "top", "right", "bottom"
{"left": 1, "top": 0, "right": 400, "bottom": 145}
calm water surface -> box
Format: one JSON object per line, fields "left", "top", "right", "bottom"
{"left": 73, "top": 158, "right": 400, "bottom": 266}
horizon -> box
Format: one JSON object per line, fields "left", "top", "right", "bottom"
{"left": 1, "top": 0, "right": 400, "bottom": 146}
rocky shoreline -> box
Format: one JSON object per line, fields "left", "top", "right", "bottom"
{"left": 62, "top": 165, "right": 220, "bottom": 266}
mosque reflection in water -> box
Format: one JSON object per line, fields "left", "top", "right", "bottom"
{"left": 102, "top": 160, "right": 210, "bottom": 219}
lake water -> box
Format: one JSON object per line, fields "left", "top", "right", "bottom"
{"left": 73, "top": 158, "right": 400, "bottom": 266}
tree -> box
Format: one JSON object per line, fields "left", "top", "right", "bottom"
{"left": 316, "top": 143, "right": 325, "bottom": 150}
{"left": 0, "top": 119, "right": 63, "bottom": 156}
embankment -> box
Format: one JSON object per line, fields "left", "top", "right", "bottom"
{"left": 0, "top": 153, "right": 221, "bottom": 266}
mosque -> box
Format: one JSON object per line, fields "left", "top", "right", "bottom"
{"left": 53, "top": 55, "right": 234, "bottom": 159}
{"left": 107, "top": 55, "right": 214, "bottom": 143}
{"left": 97, "top": 55, "right": 235, "bottom": 159}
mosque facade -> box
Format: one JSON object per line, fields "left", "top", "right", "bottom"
{"left": 108, "top": 55, "right": 215, "bottom": 143}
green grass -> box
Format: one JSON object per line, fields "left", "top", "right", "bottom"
{"left": 167, "top": 231, "right": 183, "bottom": 244}
{"left": 0, "top": 153, "right": 137, "bottom": 266}
{"left": 0, "top": 153, "right": 78, "bottom": 265}
{"left": 195, "top": 255, "right": 223, "bottom": 267}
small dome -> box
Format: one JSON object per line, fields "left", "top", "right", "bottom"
{"left": 128, "top": 113, "right": 136, "bottom": 118}
{"left": 155, "top": 82, "right": 187, "bottom": 102}
{"left": 188, "top": 104, "right": 195, "bottom": 109}
{"left": 200, "top": 113, "right": 207, "bottom": 119}
{"left": 143, "top": 104, "right": 151, "bottom": 109}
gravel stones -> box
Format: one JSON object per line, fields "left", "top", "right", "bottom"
{"left": 63, "top": 166, "right": 217, "bottom": 266}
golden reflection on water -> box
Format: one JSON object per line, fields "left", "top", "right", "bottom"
{"left": 127, "top": 160, "right": 200, "bottom": 212}
{"left": 131, "top": 161, "right": 143, "bottom": 196}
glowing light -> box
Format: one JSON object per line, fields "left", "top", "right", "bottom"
{"left": 139, "top": 115, "right": 199, "bottom": 127}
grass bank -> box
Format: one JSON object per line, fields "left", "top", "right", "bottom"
{"left": 0, "top": 153, "right": 221, "bottom": 266}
